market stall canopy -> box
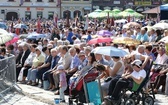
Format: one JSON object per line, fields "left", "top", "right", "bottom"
{"left": 142, "top": 6, "right": 160, "bottom": 14}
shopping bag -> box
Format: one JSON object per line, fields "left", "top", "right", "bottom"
{"left": 18, "top": 67, "right": 24, "bottom": 81}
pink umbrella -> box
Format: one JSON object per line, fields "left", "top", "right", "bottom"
{"left": 88, "top": 37, "right": 112, "bottom": 44}
{"left": 6, "top": 37, "right": 19, "bottom": 46}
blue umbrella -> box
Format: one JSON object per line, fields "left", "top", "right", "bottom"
{"left": 93, "top": 46, "right": 128, "bottom": 57}
{"left": 27, "top": 33, "right": 46, "bottom": 40}
{"left": 14, "top": 24, "right": 28, "bottom": 29}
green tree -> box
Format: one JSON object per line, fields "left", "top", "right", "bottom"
{"left": 163, "top": 0, "right": 168, "bottom": 3}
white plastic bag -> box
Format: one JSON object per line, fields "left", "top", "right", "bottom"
{"left": 18, "top": 67, "right": 24, "bottom": 81}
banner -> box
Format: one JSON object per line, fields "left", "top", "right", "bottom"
{"left": 135, "top": 0, "right": 151, "bottom": 6}
{"left": 20, "top": 0, "right": 24, "bottom": 6}
{"left": 152, "top": 0, "right": 161, "bottom": 5}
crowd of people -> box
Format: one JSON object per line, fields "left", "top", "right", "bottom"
{"left": 0, "top": 18, "right": 168, "bottom": 104}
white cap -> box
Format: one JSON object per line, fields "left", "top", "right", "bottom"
{"left": 57, "top": 65, "right": 64, "bottom": 70}
{"left": 131, "top": 59, "right": 142, "bottom": 68}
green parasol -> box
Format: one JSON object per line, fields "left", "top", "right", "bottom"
{"left": 118, "top": 8, "right": 143, "bottom": 18}
{"left": 87, "top": 9, "right": 102, "bottom": 18}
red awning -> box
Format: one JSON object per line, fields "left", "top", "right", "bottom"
{"left": 142, "top": 6, "right": 160, "bottom": 14}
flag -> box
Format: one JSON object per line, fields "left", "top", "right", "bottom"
{"left": 84, "top": 13, "right": 89, "bottom": 30}
{"left": 53, "top": 13, "right": 58, "bottom": 28}
{"left": 132, "top": 16, "right": 135, "bottom": 22}
{"left": 10, "top": 22, "right": 13, "bottom": 33}
{"left": 127, "top": 15, "right": 130, "bottom": 22}
{"left": 20, "top": 0, "right": 24, "bottom": 6}
{"left": 37, "top": 18, "right": 41, "bottom": 33}
{"left": 111, "top": 18, "right": 114, "bottom": 26}
{"left": 75, "top": 12, "right": 79, "bottom": 27}
{"left": 157, "top": 13, "right": 160, "bottom": 23}
{"left": 107, "top": 12, "right": 110, "bottom": 24}
{"left": 57, "top": 0, "right": 61, "bottom": 7}
{"left": 66, "top": 12, "right": 70, "bottom": 27}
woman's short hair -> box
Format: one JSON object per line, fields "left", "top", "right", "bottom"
{"left": 96, "top": 64, "right": 106, "bottom": 71}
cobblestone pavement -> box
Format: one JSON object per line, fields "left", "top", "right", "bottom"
{"left": 1, "top": 83, "right": 168, "bottom": 105}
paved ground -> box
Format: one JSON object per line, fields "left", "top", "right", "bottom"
{"left": 1, "top": 83, "right": 168, "bottom": 105}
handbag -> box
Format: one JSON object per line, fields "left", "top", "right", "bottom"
{"left": 104, "top": 77, "right": 112, "bottom": 82}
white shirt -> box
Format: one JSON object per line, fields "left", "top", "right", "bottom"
{"left": 155, "top": 53, "right": 168, "bottom": 64}
{"left": 131, "top": 69, "right": 146, "bottom": 80}
{"left": 24, "top": 52, "right": 36, "bottom": 66}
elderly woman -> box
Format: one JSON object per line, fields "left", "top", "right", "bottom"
{"left": 27, "top": 46, "right": 45, "bottom": 86}
{"left": 36, "top": 47, "right": 52, "bottom": 87}
{"left": 18, "top": 44, "right": 37, "bottom": 83}
{"left": 98, "top": 56, "right": 125, "bottom": 97}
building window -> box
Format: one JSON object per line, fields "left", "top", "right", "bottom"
{"left": 25, "top": 0, "right": 30, "bottom": 2}
{"left": 25, "top": 11, "right": 31, "bottom": 20}
{"left": 49, "top": 0, "right": 54, "bottom": 2}
{"left": 37, "top": 11, "right": 43, "bottom": 18}
{"left": 8, "top": 0, "right": 14, "bottom": 1}
{"left": 63, "top": 10, "right": 71, "bottom": 19}
{"left": 37, "top": 0, "right": 42, "bottom": 2}
{"left": 73, "top": 10, "right": 81, "bottom": 18}
{"left": 48, "top": 12, "right": 54, "bottom": 19}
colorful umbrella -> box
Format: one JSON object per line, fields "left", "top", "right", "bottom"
{"left": 0, "top": 33, "right": 13, "bottom": 45}
{"left": 6, "top": 36, "right": 19, "bottom": 46}
{"left": 88, "top": 37, "right": 112, "bottom": 44}
{"left": 113, "top": 37, "right": 141, "bottom": 45}
{"left": 93, "top": 46, "right": 128, "bottom": 57}
{"left": 97, "top": 30, "right": 112, "bottom": 37}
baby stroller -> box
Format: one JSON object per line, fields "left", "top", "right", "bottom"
{"left": 103, "top": 60, "right": 154, "bottom": 105}
{"left": 69, "top": 66, "right": 99, "bottom": 105}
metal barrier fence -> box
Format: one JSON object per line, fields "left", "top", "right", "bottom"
{"left": 0, "top": 55, "right": 22, "bottom": 101}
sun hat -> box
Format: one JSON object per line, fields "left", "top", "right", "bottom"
{"left": 78, "top": 51, "right": 85, "bottom": 56}
{"left": 131, "top": 59, "right": 142, "bottom": 68}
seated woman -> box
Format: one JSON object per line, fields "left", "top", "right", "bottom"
{"left": 36, "top": 47, "right": 52, "bottom": 87}
{"left": 19, "top": 44, "right": 37, "bottom": 83}
{"left": 98, "top": 56, "right": 125, "bottom": 97}
{"left": 154, "top": 67, "right": 168, "bottom": 94}
{"left": 27, "top": 46, "right": 45, "bottom": 85}
{"left": 106, "top": 60, "right": 146, "bottom": 103}
{"left": 69, "top": 52, "right": 97, "bottom": 88}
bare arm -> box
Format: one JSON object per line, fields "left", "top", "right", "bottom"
{"left": 110, "top": 62, "right": 122, "bottom": 77}
{"left": 140, "top": 55, "right": 150, "bottom": 69}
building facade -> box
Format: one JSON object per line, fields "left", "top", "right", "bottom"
{"left": 92, "top": 0, "right": 162, "bottom": 12}
{"left": 61, "top": 0, "right": 92, "bottom": 19}
{"left": 0, "top": 0, "right": 60, "bottom": 20}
